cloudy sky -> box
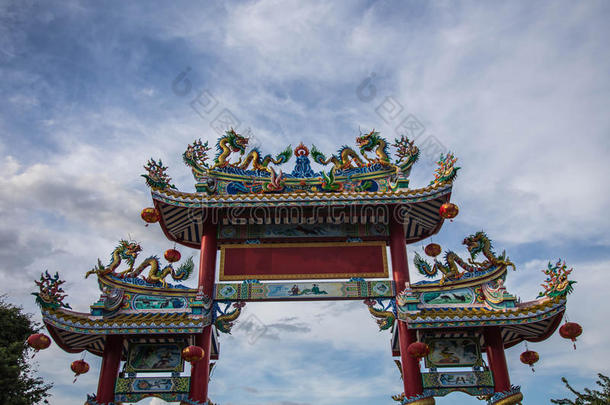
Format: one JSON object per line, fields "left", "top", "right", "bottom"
{"left": 1, "top": 1, "right": 609, "bottom": 404}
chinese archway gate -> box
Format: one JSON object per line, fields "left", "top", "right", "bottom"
{"left": 33, "top": 130, "right": 577, "bottom": 405}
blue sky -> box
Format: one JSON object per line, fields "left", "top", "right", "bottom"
{"left": 1, "top": 1, "right": 609, "bottom": 404}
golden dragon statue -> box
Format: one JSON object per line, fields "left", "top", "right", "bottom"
{"left": 214, "top": 302, "right": 246, "bottom": 334}
{"left": 311, "top": 130, "right": 391, "bottom": 170}
{"left": 211, "top": 129, "right": 292, "bottom": 172}
{"left": 363, "top": 299, "right": 395, "bottom": 331}
{"left": 414, "top": 232, "right": 515, "bottom": 284}
{"left": 85, "top": 240, "right": 194, "bottom": 288}
{"left": 212, "top": 129, "right": 249, "bottom": 168}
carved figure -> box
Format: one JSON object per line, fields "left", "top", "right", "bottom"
{"left": 414, "top": 232, "right": 515, "bottom": 284}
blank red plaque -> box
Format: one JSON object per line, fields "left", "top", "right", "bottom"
{"left": 219, "top": 241, "right": 388, "bottom": 281}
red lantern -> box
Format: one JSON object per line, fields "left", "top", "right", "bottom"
{"left": 164, "top": 249, "right": 181, "bottom": 263}
{"left": 141, "top": 207, "right": 160, "bottom": 226}
{"left": 182, "top": 345, "right": 205, "bottom": 365}
{"left": 71, "top": 359, "right": 90, "bottom": 383}
{"left": 27, "top": 333, "right": 51, "bottom": 351}
{"left": 439, "top": 202, "right": 459, "bottom": 220}
{"left": 520, "top": 350, "right": 539, "bottom": 372}
{"left": 559, "top": 322, "right": 583, "bottom": 350}
{"left": 424, "top": 243, "right": 442, "bottom": 257}
{"left": 407, "top": 342, "right": 430, "bottom": 360}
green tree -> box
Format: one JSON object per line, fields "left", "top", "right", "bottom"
{"left": 551, "top": 373, "right": 610, "bottom": 405}
{"left": 0, "top": 296, "right": 52, "bottom": 405}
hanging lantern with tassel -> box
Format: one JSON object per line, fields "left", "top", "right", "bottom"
{"left": 140, "top": 207, "right": 160, "bottom": 226}
{"left": 164, "top": 248, "right": 181, "bottom": 263}
{"left": 27, "top": 333, "right": 51, "bottom": 351}
{"left": 407, "top": 342, "right": 430, "bottom": 361}
{"left": 182, "top": 345, "right": 205, "bottom": 365}
{"left": 520, "top": 349, "right": 539, "bottom": 373}
{"left": 71, "top": 359, "right": 90, "bottom": 383}
{"left": 424, "top": 243, "right": 442, "bottom": 257}
{"left": 439, "top": 202, "right": 459, "bottom": 220}
{"left": 559, "top": 321, "right": 583, "bottom": 350}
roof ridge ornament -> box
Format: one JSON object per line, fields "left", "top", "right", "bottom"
{"left": 142, "top": 128, "right": 458, "bottom": 196}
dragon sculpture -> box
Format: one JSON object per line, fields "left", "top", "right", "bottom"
{"left": 212, "top": 129, "right": 249, "bottom": 168}
{"left": 85, "top": 240, "right": 194, "bottom": 288}
{"left": 414, "top": 232, "right": 515, "bottom": 284}
{"left": 238, "top": 145, "right": 293, "bottom": 172}
{"left": 357, "top": 130, "right": 391, "bottom": 165}
{"left": 311, "top": 144, "right": 365, "bottom": 170}
{"left": 311, "top": 130, "right": 393, "bottom": 170}
{"left": 142, "top": 158, "right": 176, "bottom": 190}
{"left": 211, "top": 129, "right": 292, "bottom": 172}
{"left": 363, "top": 299, "right": 395, "bottom": 331}
{"left": 33, "top": 271, "right": 71, "bottom": 310}
{"left": 538, "top": 260, "right": 576, "bottom": 299}
{"left": 214, "top": 301, "right": 246, "bottom": 334}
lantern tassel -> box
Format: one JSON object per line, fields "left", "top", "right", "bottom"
{"left": 573, "top": 340, "right": 577, "bottom": 350}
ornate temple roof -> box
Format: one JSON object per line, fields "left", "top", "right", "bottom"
{"left": 143, "top": 130, "right": 460, "bottom": 248}
{"left": 388, "top": 239, "right": 575, "bottom": 352}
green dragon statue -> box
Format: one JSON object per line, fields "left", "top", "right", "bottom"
{"left": 215, "top": 302, "right": 246, "bottom": 334}
{"left": 212, "top": 129, "right": 249, "bottom": 168}
{"left": 122, "top": 256, "right": 194, "bottom": 288}
{"left": 142, "top": 158, "right": 176, "bottom": 190}
{"left": 430, "top": 152, "right": 460, "bottom": 185}
{"left": 85, "top": 240, "right": 141, "bottom": 278}
{"left": 238, "top": 145, "right": 293, "bottom": 172}
{"left": 311, "top": 144, "right": 364, "bottom": 170}
{"left": 414, "top": 232, "right": 515, "bottom": 284}
{"left": 211, "top": 129, "right": 292, "bottom": 172}
{"left": 357, "top": 130, "right": 391, "bottom": 165}
{"left": 311, "top": 130, "right": 392, "bottom": 170}
{"left": 538, "top": 260, "right": 576, "bottom": 299}
{"left": 85, "top": 240, "right": 194, "bottom": 288}
{"left": 363, "top": 299, "right": 395, "bottom": 331}
{"left": 33, "top": 271, "right": 71, "bottom": 310}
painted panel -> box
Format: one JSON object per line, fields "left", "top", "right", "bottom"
{"left": 125, "top": 343, "right": 185, "bottom": 373}
{"left": 114, "top": 377, "right": 190, "bottom": 403}
{"left": 131, "top": 294, "right": 188, "bottom": 310}
{"left": 420, "top": 287, "right": 475, "bottom": 306}
{"left": 422, "top": 371, "right": 494, "bottom": 389}
{"left": 218, "top": 223, "right": 389, "bottom": 241}
{"left": 215, "top": 280, "right": 395, "bottom": 301}
{"left": 424, "top": 337, "right": 482, "bottom": 368}
{"left": 219, "top": 241, "right": 388, "bottom": 281}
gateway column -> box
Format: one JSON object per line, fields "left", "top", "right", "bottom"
{"left": 189, "top": 218, "right": 218, "bottom": 403}
{"left": 484, "top": 327, "right": 511, "bottom": 393}
{"left": 390, "top": 215, "right": 424, "bottom": 398}
{"left": 96, "top": 334, "right": 123, "bottom": 404}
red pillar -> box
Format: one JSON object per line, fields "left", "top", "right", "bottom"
{"left": 484, "top": 327, "right": 511, "bottom": 392}
{"left": 390, "top": 216, "right": 423, "bottom": 397}
{"left": 189, "top": 220, "right": 218, "bottom": 403}
{"left": 96, "top": 334, "right": 123, "bottom": 404}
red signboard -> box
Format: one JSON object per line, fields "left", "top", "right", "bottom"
{"left": 219, "top": 241, "right": 388, "bottom": 281}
